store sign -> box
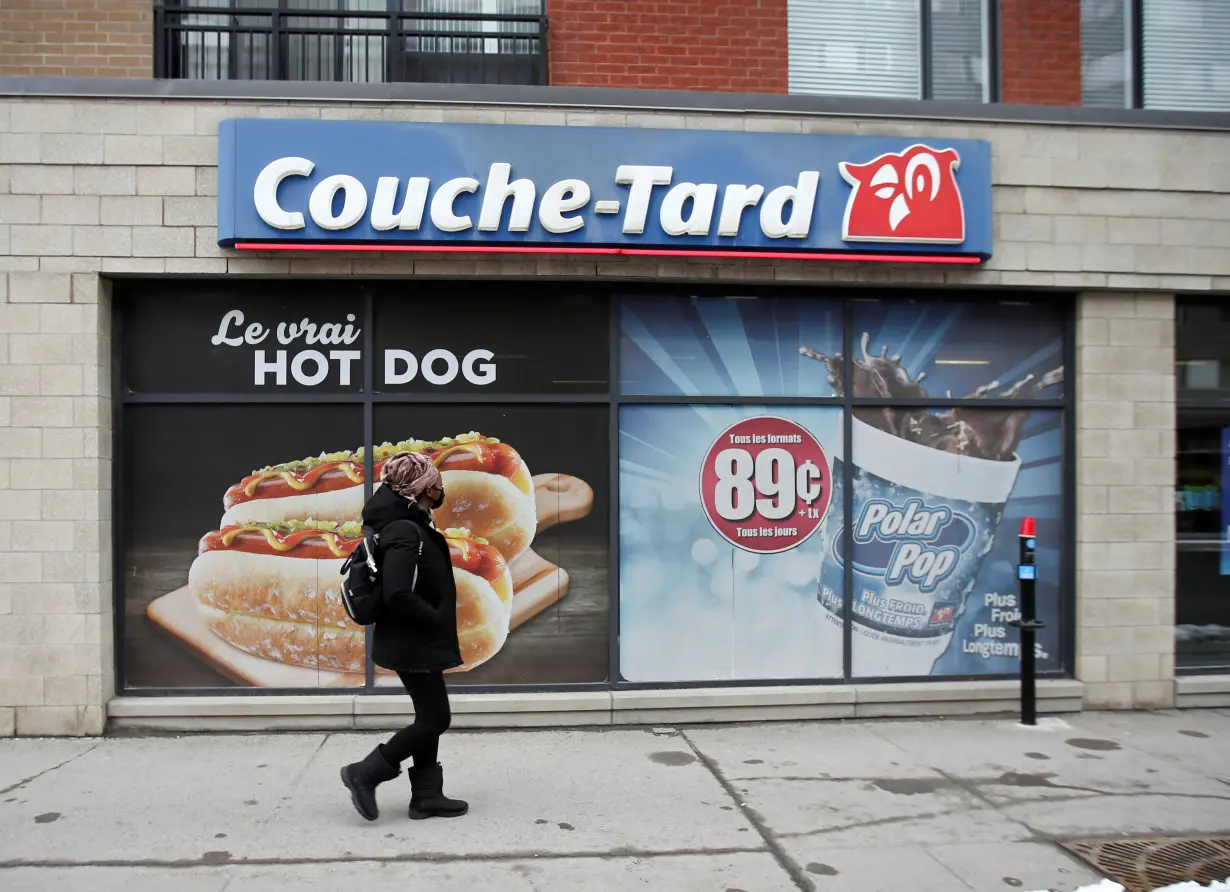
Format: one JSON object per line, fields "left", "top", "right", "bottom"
{"left": 217, "top": 119, "right": 993, "bottom": 261}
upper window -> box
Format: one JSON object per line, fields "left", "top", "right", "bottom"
{"left": 1178, "top": 300, "right": 1230, "bottom": 401}
{"left": 1082, "top": 0, "right": 1230, "bottom": 111}
{"left": 787, "top": 0, "right": 991, "bottom": 102}
{"left": 154, "top": 0, "right": 546, "bottom": 86}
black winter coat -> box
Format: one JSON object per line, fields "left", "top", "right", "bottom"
{"left": 362, "top": 486, "right": 462, "bottom": 673}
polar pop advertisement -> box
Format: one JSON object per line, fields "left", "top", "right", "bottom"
{"left": 618, "top": 294, "right": 1066, "bottom": 682}
{"left": 621, "top": 405, "right": 844, "bottom": 681}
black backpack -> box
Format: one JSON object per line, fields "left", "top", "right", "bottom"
{"left": 339, "top": 522, "right": 421, "bottom": 626}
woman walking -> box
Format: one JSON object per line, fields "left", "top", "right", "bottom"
{"left": 340, "top": 452, "right": 468, "bottom": 822}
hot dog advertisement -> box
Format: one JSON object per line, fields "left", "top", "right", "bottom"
{"left": 133, "top": 413, "right": 608, "bottom": 688}
{"left": 618, "top": 295, "right": 1067, "bottom": 682}
{"left": 121, "top": 284, "right": 610, "bottom": 690}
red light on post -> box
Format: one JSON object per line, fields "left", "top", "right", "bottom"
{"left": 1019, "top": 517, "right": 1037, "bottom": 538}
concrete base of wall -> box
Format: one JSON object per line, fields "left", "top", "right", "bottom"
{"left": 105, "top": 680, "right": 1085, "bottom": 733}
{"left": 1175, "top": 675, "right": 1230, "bottom": 709}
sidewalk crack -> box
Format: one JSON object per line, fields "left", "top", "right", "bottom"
{"left": 252, "top": 733, "right": 331, "bottom": 836}
{"left": 681, "top": 729, "right": 816, "bottom": 892}
{"left": 0, "top": 744, "right": 100, "bottom": 796}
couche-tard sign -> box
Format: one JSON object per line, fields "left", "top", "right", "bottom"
{"left": 217, "top": 119, "right": 993, "bottom": 260}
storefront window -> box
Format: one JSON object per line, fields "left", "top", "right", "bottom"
{"left": 372, "top": 403, "right": 610, "bottom": 686}
{"left": 1176, "top": 298, "right": 1230, "bottom": 671}
{"left": 124, "top": 402, "right": 365, "bottom": 689}
{"left": 616, "top": 292, "right": 1069, "bottom": 683}
{"left": 117, "top": 283, "right": 1072, "bottom": 692}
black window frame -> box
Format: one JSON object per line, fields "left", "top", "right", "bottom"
{"left": 1175, "top": 294, "right": 1230, "bottom": 674}
{"left": 112, "top": 279, "right": 1076, "bottom": 697}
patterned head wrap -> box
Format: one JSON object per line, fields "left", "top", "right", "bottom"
{"left": 381, "top": 451, "right": 442, "bottom": 502}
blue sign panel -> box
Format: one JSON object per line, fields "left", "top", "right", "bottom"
{"left": 216, "top": 119, "right": 993, "bottom": 258}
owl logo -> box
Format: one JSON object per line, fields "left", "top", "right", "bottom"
{"left": 839, "top": 145, "right": 966, "bottom": 244}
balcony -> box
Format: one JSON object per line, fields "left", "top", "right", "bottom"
{"left": 153, "top": 2, "right": 547, "bottom": 87}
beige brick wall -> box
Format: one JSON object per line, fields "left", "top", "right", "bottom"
{"left": 0, "top": 270, "right": 112, "bottom": 736}
{"left": 0, "top": 95, "right": 1224, "bottom": 733}
{"left": 0, "top": 1, "right": 152, "bottom": 79}
{"left": 1076, "top": 293, "right": 1176, "bottom": 710}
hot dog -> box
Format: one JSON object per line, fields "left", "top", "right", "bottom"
{"left": 219, "top": 431, "right": 537, "bottom": 563}
{"left": 188, "top": 519, "right": 514, "bottom": 674}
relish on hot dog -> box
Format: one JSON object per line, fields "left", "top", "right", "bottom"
{"left": 219, "top": 431, "right": 537, "bottom": 563}
{"left": 188, "top": 518, "right": 515, "bottom": 674}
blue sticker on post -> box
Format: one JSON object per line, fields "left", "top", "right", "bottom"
{"left": 215, "top": 119, "right": 994, "bottom": 261}
{"left": 1017, "top": 564, "right": 1037, "bottom": 581}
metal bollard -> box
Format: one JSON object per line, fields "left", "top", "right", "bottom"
{"left": 1008, "top": 517, "right": 1046, "bottom": 726}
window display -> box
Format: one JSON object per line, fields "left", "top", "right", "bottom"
{"left": 373, "top": 404, "right": 610, "bottom": 686}
{"left": 123, "top": 403, "right": 365, "bottom": 688}
{"left": 839, "top": 406, "right": 1064, "bottom": 678}
{"left": 620, "top": 404, "right": 844, "bottom": 682}
{"left": 117, "top": 282, "right": 1073, "bottom": 692}
{"left": 615, "top": 291, "right": 1068, "bottom": 682}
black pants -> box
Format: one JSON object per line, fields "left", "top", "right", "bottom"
{"left": 380, "top": 671, "right": 452, "bottom": 768}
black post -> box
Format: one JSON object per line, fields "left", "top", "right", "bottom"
{"left": 1009, "top": 518, "right": 1045, "bottom": 725}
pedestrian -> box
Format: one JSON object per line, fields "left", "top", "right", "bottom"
{"left": 340, "top": 451, "right": 469, "bottom": 822}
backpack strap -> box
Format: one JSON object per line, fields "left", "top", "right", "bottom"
{"left": 377, "top": 519, "right": 425, "bottom": 591}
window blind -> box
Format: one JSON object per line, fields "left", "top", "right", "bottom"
{"left": 929, "top": 0, "right": 986, "bottom": 101}
{"left": 1142, "top": 0, "right": 1230, "bottom": 111}
{"left": 1081, "top": 0, "right": 1129, "bottom": 107}
{"left": 788, "top": 0, "right": 923, "bottom": 99}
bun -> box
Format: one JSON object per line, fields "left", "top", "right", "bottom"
{"left": 434, "top": 471, "right": 537, "bottom": 563}
{"left": 189, "top": 526, "right": 515, "bottom": 675}
{"left": 221, "top": 486, "right": 364, "bottom": 528}
{"left": 200, "top": 606, "right": 367, "bottom": 673}
{"left": 189, "top": 549, "right": 348, "bottom": 629}
{"left": 447, "top": 566, "right": 510, "bottom": 673}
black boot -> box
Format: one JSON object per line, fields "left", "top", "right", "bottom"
{"left": 340, "top": 746, "right": 400, "bottom": 821}
{"left": 407, "top": 762, "right": 468, "bottom": 819}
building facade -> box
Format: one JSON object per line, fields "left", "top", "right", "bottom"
{"left": 0, "top": 0, "right": 1228, "bottom": 737}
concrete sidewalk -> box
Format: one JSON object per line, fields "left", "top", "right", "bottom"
{"left": 1, "top": 710, "right": 1228, "bottom": 892}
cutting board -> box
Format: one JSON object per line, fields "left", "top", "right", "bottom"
{"left": 145, "top": 473, "right": 594, "bottom": 689}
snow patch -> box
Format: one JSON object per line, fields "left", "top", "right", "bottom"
{"left": 1009, "top": 716, "right": 1071, "bottom": 732}
{"left": 1028, "top": 879, "right": 1230, "bottom": 892}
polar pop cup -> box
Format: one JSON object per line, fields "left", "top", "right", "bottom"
{"left": 815, "top": 415, "right": 1022, "bottom": 678}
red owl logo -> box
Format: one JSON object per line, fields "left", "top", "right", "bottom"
{"left": 839, "top": 145, "right": 965, "bottom": 244}
{"left": 930, "top": 605, "right": 955, "bottom": 624}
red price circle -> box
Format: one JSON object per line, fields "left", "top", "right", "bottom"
{"left": 700, "top": 415, "right": 833, "bottom": 554}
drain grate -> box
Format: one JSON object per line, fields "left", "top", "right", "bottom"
{"left": 1062, "top": 836, "right": 1230, "bottom": 891}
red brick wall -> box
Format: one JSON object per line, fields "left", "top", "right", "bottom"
{"left": 999, "top": 0, "right": 1082, "bottom": 106}
{"left": 0, "top": 0, "right": 152, "bottom": 79}
{"left": 547, "top": 0, "right": 788, "bottom": 93}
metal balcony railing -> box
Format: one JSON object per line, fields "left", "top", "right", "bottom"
{"left": 153, "top": 2, "right": 547, "bottom": 87}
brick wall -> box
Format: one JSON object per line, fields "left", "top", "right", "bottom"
{"left": 1076, "top": 293, "right": 1176, "bottom": 710}
{"left": 0, "top": 0, "right": 152, "bottom": 79}
{"left": 999, "top": 0, "right": 1082, "bottom": 106}
{"left": 547, "top": 0, "right": 788, "bottom": 93}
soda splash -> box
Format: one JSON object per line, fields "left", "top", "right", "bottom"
{"left": 799, "top": 332, "right": 1063, "bottom": 461}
